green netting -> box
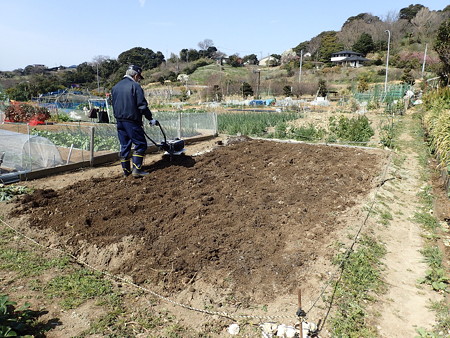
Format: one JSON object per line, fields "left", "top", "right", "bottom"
{"left": 354, "top": 84, "right": 411, "bottom": 103}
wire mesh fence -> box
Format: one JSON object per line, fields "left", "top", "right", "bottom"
{"left": 353, "top": 84, "right": 411, "bottom": 103}
{"left": 0, "top": 111, "right": 217, "bottom": 183}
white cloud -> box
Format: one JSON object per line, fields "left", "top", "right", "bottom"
{"left": 139, "top": 0, "right": 146, "bottom": 7}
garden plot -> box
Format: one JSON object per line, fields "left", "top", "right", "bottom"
{"left": 9, "top": 137, "right": 387, "bottom": 318}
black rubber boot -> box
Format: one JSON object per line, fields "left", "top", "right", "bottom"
{"left": 120, "top": 157, "right": 131, "bottom": 177}
{"left": 132, "top": 153, "right": 148, "bottom": 178}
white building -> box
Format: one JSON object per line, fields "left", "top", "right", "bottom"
{"left": 331, "top": 50, "right": 369, "bottom": 68}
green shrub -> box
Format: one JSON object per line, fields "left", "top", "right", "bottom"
{"left": 289, "top": 124, "right": 326, "bottom": 141}
{"left": 328, "top": 115, "right": 374, "bottom": 144}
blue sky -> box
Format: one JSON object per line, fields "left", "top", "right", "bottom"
{"left": 0, "top": 0, "right": 447, "bottom": 71}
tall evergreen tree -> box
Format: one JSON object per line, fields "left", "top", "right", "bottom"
{"left": 352, "top": 33, "right": 375, "bottom": 55}
{"left": 317, "top": 31, "right": 344, "bottom": 63}
{"left": 241, "top": 82, "right": 253, "bottom": 98}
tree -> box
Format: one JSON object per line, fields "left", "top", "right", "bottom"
{"left": 317, "top": 31, "right": 344, "bottom": 63}
{"left": 242, "top": 54, "right": 258, "bottom": 65}
{"left": 399, "top": 4, "right": 425, "bottom": 21}
{"left": 434, "top": 18, "right": 450, "bottom": 85}
{"left": 343, "top": 13, "right": 382, "bottom": 27}
{"left": 5, "top": 82, "right": 30, "bottom": 101}
{"left": 199, "top": 46, "right": 218, "bottom": 59}
{"left": 98, "top": 59, "right": 120, "bottom": 80}
{"left": 91, "top": 55, "right": 109, "bottom": 67}
{"left": 352, "top": 33, "right": 375, "bottom": 55}
{"left": 269, "top": 54, "right": 281, "bottom": 66}
{"left": 179, "top": 49, "right": 189, "bottom": 62}
{"left": 411, "top": 7, "right": 443, "bottom": 43}
{"left": 283, "top": 85, "right": 292, "bottom": 97}
{"left": 228, "top": 54, "right": 243, "bottom": 67}
{"left": 212, "top": 85, "right": 222, "bottom": 102}
{"left": 357, "top": 76, "right": 369, "bottom": 92}
{"left": 317, "top": 79, "right": 327, "bottom": 97}
{"left": 293, "top": 41, "right": 309, "bottom": 56}
{"left": 29, "top": 74, "right": 64, "bottom": 96}
{"left": 400, "top": 68, "right": 415, "bottom": 85}
{"left": 62, "top": 62, "right": 96, "bottom": 86}
{"left": 241, "top": 82, "right": 253, "bottom": 98}
{"left": 186, "top": 49, "right": 200, "bottom": 62}
{"left": 198, "top": 39, "right": 214, "bottom": 50}
{"left": 338, "top": 13, "right": 383, "bottom": 50}
{"left": 117, "top": 47, "right": 165, "bottom": 70}
{"left": 23, "top": 65, "right": 45, "bottom": 75}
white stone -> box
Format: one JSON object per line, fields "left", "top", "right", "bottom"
{"left": 227, "top": 323, "right": 240, "bottom": 335}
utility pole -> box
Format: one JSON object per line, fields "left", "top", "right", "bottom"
{"left": 96, "top": 63, "right": 100, "bottom": 92}
{"left": 384, "top": 30, "right": 391, "bottom": 92}
{"left": 421, "top": 43, "right": 428, "bottom": 79}
{"left": 298, "top": 50, "right": 303, "bottom": 83}
{"left": 254, "top": 69, "right": 261, "bottom": 99}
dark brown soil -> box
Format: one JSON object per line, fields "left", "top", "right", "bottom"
{"left": 9, "top": 138, "right": 386, "bottom": 303}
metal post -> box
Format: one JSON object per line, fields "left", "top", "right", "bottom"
{"left": 27, "top": 124, "right": 32, "bottom": 171}
{"left": 67, "top": 144, "right": 74, "bottom": 165}
{"left": 89, "top": 126, "right": 95, "bottom": 167}
{"left": 298, "top": 289, "right": 303, "bottom": 338}
{"left": 96, "top": 63, "right": 100, "bottom": 92}
{"left": 258, "top": 70, "right": 261, "bottom": 99}
{"left": 299, "top": 50, "right": 303, "bottom": 83}
{"left": 254, "top": 69, "right": 261, "bottom": 99}
{"left": 105, "top": 98, "right": 112, "bottom": 123}
{"left": 384, "top": 30, "right": 391, "bottom": 93}
{"left": 178, "top": 112, "right": 182, "bottom": 139}
{"left": 213, "top": 111, "right": 218, "bottom": 136}
{"left": 421, "top": 44, "right": 428, "bottom": 79}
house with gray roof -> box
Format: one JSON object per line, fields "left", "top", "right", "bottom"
{"left": 331, "top": 50, "right": 369, "bottom": 68}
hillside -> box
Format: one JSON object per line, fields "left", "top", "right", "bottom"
{"left": 1, "top": 4, "right": 449, "bottom": 102}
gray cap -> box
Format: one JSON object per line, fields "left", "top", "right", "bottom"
{"left": 126, "top": 65, "right": 144, "bottom": 79}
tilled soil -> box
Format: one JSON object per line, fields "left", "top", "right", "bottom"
{"left": 9, "top": 137, "right": 387, "bottom": 304}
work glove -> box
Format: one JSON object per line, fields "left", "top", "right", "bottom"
{"left": 149, "top": 119, "right": 159, "bottom": 126}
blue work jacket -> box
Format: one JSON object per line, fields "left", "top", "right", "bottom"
{"left": 111, "top": 76, "right": 152, "bottom": 124}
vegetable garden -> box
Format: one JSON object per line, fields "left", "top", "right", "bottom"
{"left": 1, "top": 93, "right": 449, "bottom": 336}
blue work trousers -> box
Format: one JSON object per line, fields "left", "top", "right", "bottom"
{"left": 116, "top": 120, "right": 147, "bottom": 159}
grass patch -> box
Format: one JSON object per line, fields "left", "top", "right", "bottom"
{"left": 380, "top": 210, "right": 393, "bottom": 225}
{"left": 0, "top": 220, "right": 193, "bottom": 336}
{"left": 429, "top": 300, "right": 450, "bottom": 333}
{"left": 42, "top": 269, "right": 113, "bottom": 309}
{"left": 80, "top": 299, "right": 193, "bottom": 337}
{"left": 418, "top": 245, "right": 449, "bottom": 292}
{"left": 0, "top": 227, "right": 15, "bottom": 245}
{"left": 0, "top": 249, "right": 69, "bottom": 277}
{"left": 0, "top": 228, "right": 70, "bottom": 277}
{"left": 408, "top": 109, "right": 450, "bottom": 335}
{"left": 417, "top": 185, "right": 434, "bottom": 209}
{"left": 329, "top": 235, "right": 386, "bottom": 337}
{"left": 392, "top": 153, "right": 406, "bottom": 168}
{"left": 414, "top": 212, "right": 440, "bottom": 234}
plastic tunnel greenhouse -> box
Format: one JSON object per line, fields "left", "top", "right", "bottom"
{"left": 0, "top": 129, "right": 64, "bottom": 175}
